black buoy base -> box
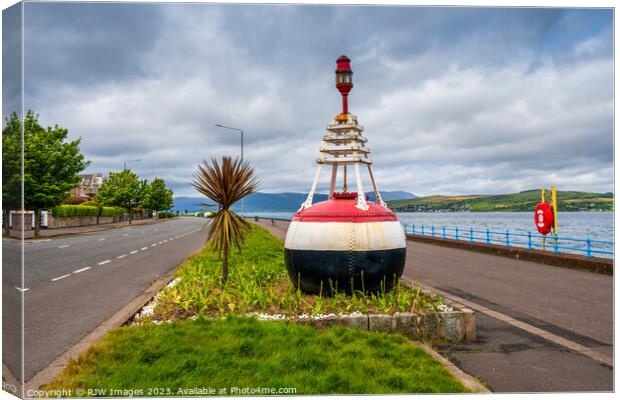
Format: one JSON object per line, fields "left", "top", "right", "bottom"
{"left": 284, "top": 247, "right": 406, "bottom": 295}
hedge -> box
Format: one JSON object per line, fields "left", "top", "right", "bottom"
{"left": 51, "top": 205, "right": 125, "bottom": 217}
{"left": 52, "top": 205, "right": 99, "bottom": 217}
{"left": 158, "top": 211, "right": 175, "bottom": 219}
{"left": 101, "top": 206, "right": 125, "bottom": 217}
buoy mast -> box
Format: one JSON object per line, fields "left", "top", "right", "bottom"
{"left": 299, "top": 55, "right": 386, "bottom": 212}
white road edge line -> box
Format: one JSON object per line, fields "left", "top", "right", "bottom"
{"left": 73, "top": 267, "right": 91, "bottom": 274}
{"left": 51, "top": 274, "right": 70, "bottom": 282}
{"left": 98, "top": 260, "right": 111, "bottom": 265}
{"left": 116, "top": 254, "right": 127, "bottom": 259}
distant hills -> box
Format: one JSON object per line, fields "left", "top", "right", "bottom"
{"left": 173, "top": 191, "right": 417, "bottom": 213}
{"left": 387, "top": 190, "right": 613, "bottom": 212}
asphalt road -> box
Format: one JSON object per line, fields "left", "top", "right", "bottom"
{"left": 2, "top": 217, "right": 209, "bottom": 382}
{"left": 255, "top": 219, "right": 613, "bottom": 392}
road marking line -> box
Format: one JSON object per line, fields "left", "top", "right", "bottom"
{"left": 15, "top": 287, "right": 29, "bottom": 292}
{"left": 151, "top": 243, "right": 157, "bottom": 247}
{"left": 42, "top": 239, "right": 51, "bottom": 241}
{"left": 58, "top": 245, "right": 69, "bottom": 248}
{"left": 51, "top": 274, "right": 70, "bottom": 282}
{"left": 98, "top": 238, "right": 106, "bottom": 241}
{"left": 158, "top": 241, "right": 163, "bottom": 244}
{"left": 98, "top": 260, "right": 111, "bottom": 265}
{"left": 123, "top": 234, "right": 129, "bottom": 237}
{"left": 130, "top": 250, "right": 138, "bottom": 254}
{"left": 117, "top": 254, "right": 127, "bottom": 259}
{"left": 73, "top": 267, "right": 91, "bottom": 273}
{"left": 406, "top": 280, "right": 614, "bottom": 367}
{"left": 140, "top": 247, "right": 148, "bottom": 251}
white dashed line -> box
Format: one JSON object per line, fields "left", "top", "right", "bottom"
{"left": 51, "top": 274, "right": 70, "bottom": 282}
{"left": 123, "top": 234, "right": 129, "bottom": 237}
{"left": 117, "top": 254, "right": 127, "bottom": 259}
{"left": 158, "top": 241, "right": 163, "bottom": 245}
{"left": 140, "top": 247, "right": 148, "bottom": 251}
{"left": 98, "top": 238, "right": 106, "bottom": 241}
{"left": 98, "top": 260, "right": 111, "bottom": 265}
{"left": 58, "top": 245, "right": 70, "bottom": 249}
{"left": 151, "top": 243, "right": 157, "bottom": 247}
{"left": 130, "top": 250, "right": 138, "bottom": 254}
{"left": 73, "top": 267, "right": 91, "bottom": 274}
{"left": 15, "top": 287, "right": 29, "bottom": 292}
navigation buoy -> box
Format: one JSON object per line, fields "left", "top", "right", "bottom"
{"left": 284, "top": 55, "right": 406, "bottom": 294}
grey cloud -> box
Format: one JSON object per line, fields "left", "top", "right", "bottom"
{"left": 15, "top": 4, "right": 613, "bottom": 197}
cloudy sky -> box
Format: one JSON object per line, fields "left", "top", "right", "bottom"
{"left": 4, "top": 3, "right": 614, "bottom": 197}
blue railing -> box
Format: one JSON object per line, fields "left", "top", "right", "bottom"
{"left": 403, "top": 223, "right": 613, "bottom": 258}
{"left": 247, "top": 215, "right": 613, "bottom": 259}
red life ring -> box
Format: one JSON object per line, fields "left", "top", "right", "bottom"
{"left": 534, "top": 203, "right": 554, "bottom": 235}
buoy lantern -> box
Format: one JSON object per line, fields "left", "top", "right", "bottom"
{"left": 284, "top": 55, "right": 407, "bottom": 294}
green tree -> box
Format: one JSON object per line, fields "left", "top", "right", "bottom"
{"left": 21, "top": 111, "right": 90, "bottom": 235}
{"left": 2, "top": 112, "right": 22, "bottom": 235}
{"left": 142, "top": 177, "right": 173, "bottom": 219}
{"left": 192, "top": 157, "right": 259, "bottom": 285}
{"left": 96, "top": 169, "right": 147, "bottom": 225}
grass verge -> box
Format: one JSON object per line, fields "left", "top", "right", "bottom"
{"left": 44, "top": 316, "right": 468, "bottom": 395}
{"left": 145, "top": 224, "right": 443, "bottom": 322}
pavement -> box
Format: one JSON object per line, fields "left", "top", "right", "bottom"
{"left": 255, "top": 219, "right": 613, "bottom": 392}
{"left": 2, "top": 217, "right": 209, "bottom": 383}
{"left": 8, "top": 216, "right": 162, "bottom": 238}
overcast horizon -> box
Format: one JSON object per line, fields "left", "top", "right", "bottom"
{"left": 3, "top": 3, "right": 613, "bottom": 197}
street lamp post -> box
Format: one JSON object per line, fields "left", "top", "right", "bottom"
{"left": 214, "top": 124, "right": 243, "bottom": 161}
{"left": 123, "top": 158, "right": 141, "bottom": 170}
{"left": 215, "top": 124, "right": 245, "bottom": 216}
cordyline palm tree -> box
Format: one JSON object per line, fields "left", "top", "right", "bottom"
{"left": 192, "top": 156, "right": 259, "bottom": 285}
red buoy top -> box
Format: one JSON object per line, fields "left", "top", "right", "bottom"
{"left": 294, "top": 196, "right": 397, "bottom": 223}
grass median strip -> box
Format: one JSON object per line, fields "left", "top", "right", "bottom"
{"left": 147, "top": 225, "right": 443, "bottom": 321}
{"left": 43, "top": 317, "right": 468, "bottom": 394}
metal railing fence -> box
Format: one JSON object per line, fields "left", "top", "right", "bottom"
{"left": 403, "top": 223, "right": 613, "bottom": 258}
{"left": 246, "top": 215, "right": 613, "bottom": 259}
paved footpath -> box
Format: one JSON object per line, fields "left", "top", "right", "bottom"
{"left": 255, "top": 219, "right": 613, "bottom": 392}
{"left": 9, "top": 216, "right": 165, "bottom": 238}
